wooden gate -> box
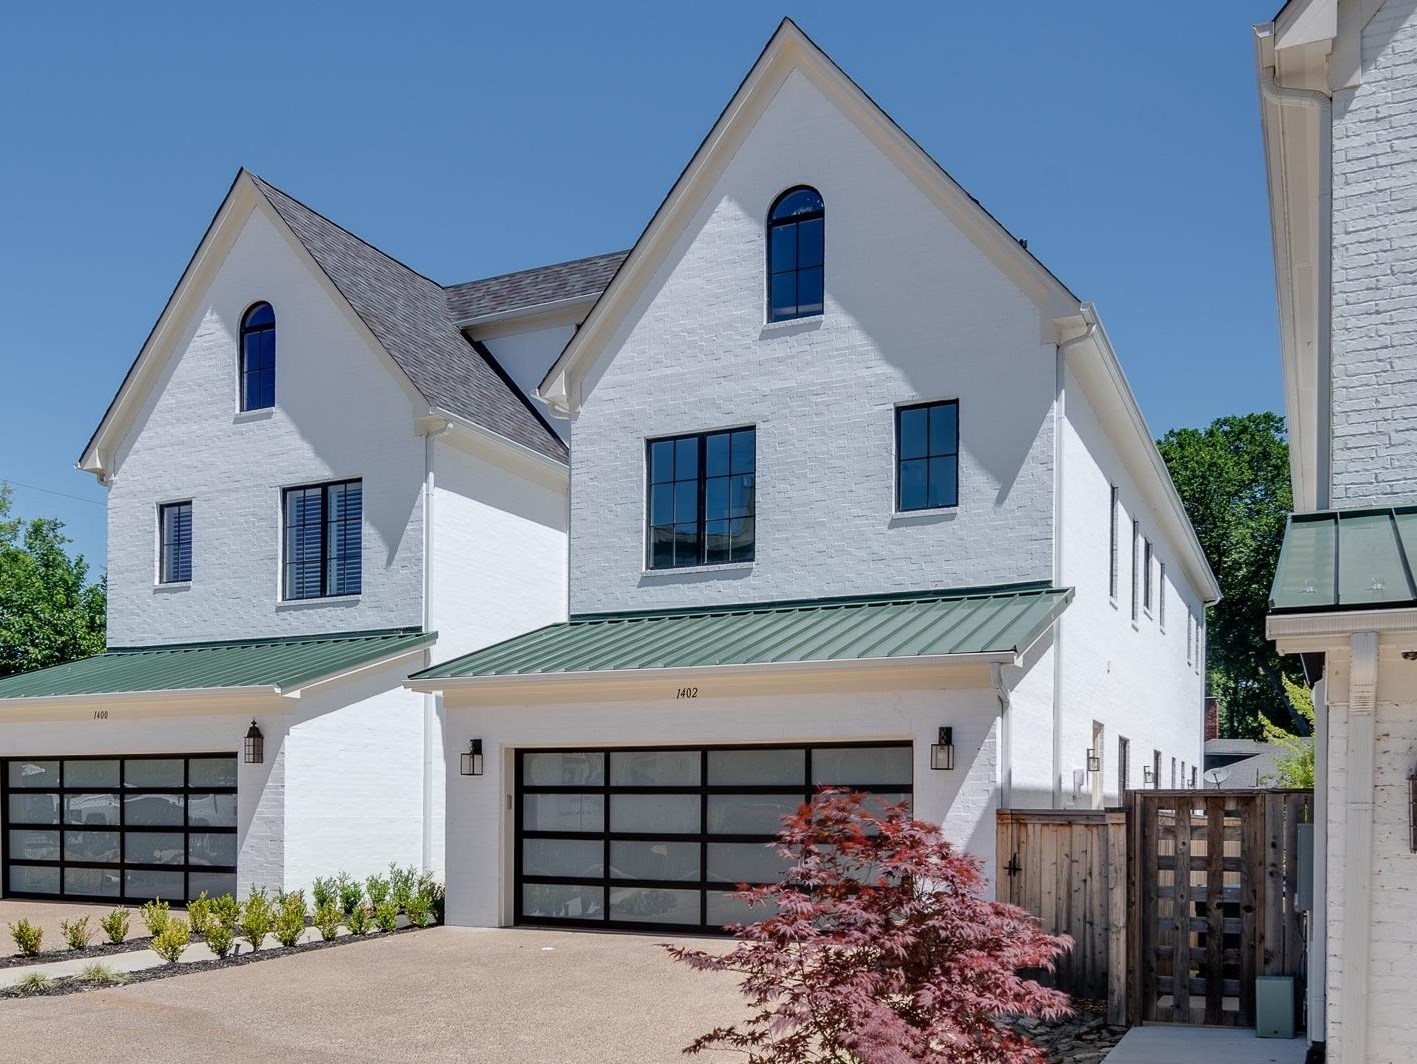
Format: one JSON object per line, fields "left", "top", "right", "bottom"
{"left": 996, "top": 809, "right": 1128, "bottom": 1024}
{"left": 1127, "top": 790, "right": 1311, "bottom": 1027}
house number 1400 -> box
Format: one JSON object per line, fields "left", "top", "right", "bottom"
{"left": 675, "top": 687, "right": 698, "bottom": 699}
{"left": 93, "top": 710, "right": 109, "bottom": 720}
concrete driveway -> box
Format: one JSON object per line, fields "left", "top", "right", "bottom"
{"left": 0, "top": 925, "right": 746, "bottom": 1064}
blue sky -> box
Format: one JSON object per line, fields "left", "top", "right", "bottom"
{"left": 0, "top": 0, "right": 1281, "bottom": 569}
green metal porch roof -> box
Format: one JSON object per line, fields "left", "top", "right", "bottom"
{"left": 410, "top": 583, "right": 1072, "bottom": 683}
{"left": 1270, "top": 506, "right": 1417, "bottom": 612}
{"left": 0, "top": 628, "right": 435, "bottom": 700}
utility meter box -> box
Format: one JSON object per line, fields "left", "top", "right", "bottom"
{"left": 1256, "top": 976, "right": 1297, "bottom": 1038}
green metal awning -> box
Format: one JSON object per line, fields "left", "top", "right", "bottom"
{"left": 0, "top": 628, "right": 436, "bottom": 701}
{"left": 409, "top": 583, "right": 1071, "bottom": 685}
{"left": 1270, "top": 506, "right": 1417, "bottom": 612}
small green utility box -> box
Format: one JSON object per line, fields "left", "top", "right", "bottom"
{"left": 1256, "top": 976, "right": 1297, "bottom": 1038}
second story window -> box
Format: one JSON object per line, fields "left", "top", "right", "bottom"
{"left": 240, "top": 302, "right": 276, "bottom": 411}
{"left": 1130, "top": 520, "right": 1141, "bottom": 622}
{"left": 896, "top": 400, "right": 959, "bottom": 512}
{"left": 767, "top": 186, "right": 824, "bottom": 322}
{"left": 1108, "top": 485, "right": 1119, "bottom": 600}
{"left": 646, "top": 428, "right": 756, "bottom": 570}
{"left": 283, "top": 479, "right": 362, "bottom": 599}
{"left": 1143, "top": 540, "right": 1154, "bottom": 615}
{"left": 158, "top": 501, "right": 192, "bottom": 584}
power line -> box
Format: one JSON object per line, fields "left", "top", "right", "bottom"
{"left": 0, "top": 478, "right": 104, "bottom": 507}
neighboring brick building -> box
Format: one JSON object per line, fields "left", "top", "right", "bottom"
{"left": 414, "top": 21, "right": 1218, "bottom": 933}
{"left": 1259, "top": 2, "right": 1417, "bottom": 1060}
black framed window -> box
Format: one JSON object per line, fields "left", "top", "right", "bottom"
{"left": 767, "top": 186, "right": 824, "bottom": 322}
{"left": 2, "top": 754, "right": 238, "bottom": 903}
{"left": 1131, "top": 520, "right": 1141, "bottom": 622}
{"left": 1109, "top": 485, "right": 1119, "bottom": 600}
{"left": 896, "top": 400, "right": 959, "bottom": 511}
{"left": 158, "top": 501, "right": 192, "bottom": 584}
{"left": 1143, "top": 540, "right": 1154, "bottom": 614}
{"left": 646, "top": 429, "right": 755, "bottom": 570}
{"left": 283, "top": 479, "right": 362, "bottom": 599}
{"left": 239, "top": 302, "right": 276, "bottom": 411}
{"left": 1118, "top": 736, "right": 1130, "bottom": 795}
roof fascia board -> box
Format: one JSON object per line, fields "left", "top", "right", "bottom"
{"left": 277, "top": 641, "right": 434, "bottom": 697}
{"left": 406, "top": 649, "right": 1019, "bottom": 695}
{"left": 426, "top": 406, "right": 569, "bottom": 489}
{"left": 539, "top": 20, "right": 1076, "bottom": 414}
{"left": 0, "top": 685, "right": 277, "bottom": 709}
{"left": 79, "top": 174, "right": 257, "bottom": 477}
{"left": 1269, "top": 606, "right": 1417, "bottom": 648}
{"left": 1058, "top": 306, "right": 1221, "bottom": 603}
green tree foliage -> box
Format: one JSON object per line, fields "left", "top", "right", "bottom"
{"left": 1262, "top": 677, "right": 1316, "bottom": 788}
{"left": 0, "top": 485, "right": 105, "bottom": 677}
{"left": 1157, "top": 413, "right": 1304, "bottom": 738}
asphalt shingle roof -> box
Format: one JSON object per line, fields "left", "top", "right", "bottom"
{"left": 445, "top": 251, "right": 628, "bottom": 324}
{"left": 250, "top": 175, "right": 569, "bottom": 463}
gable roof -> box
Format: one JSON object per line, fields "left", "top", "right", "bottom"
{"left": 537, "top": 18, "right": 1079, "bottom": 412}
{"left": 80, "top": 171, "right": 568, "bottom": 476}
{"left": 446, "top": 251, "right": 628, "bottom": 326}
{"left": 248, "top": 175, "right": 566, "bottom": 462}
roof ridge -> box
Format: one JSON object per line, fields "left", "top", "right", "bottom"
{"left": 444, "top": 249, "right": 632, "bottom": 293}
{"left": 108, "top": 627, "right": 428, "bottom": 655}
{"left": 247, "top": 171, "right": 442, "bottom": 290}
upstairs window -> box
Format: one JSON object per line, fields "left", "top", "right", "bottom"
{"left": 1143, "top": 540, "right": 1154, "bottom": 615}
{"left": 1108, "top": 485, "right": 1119, "bottom": 600}
{"left": 646, "top": 428, "right": 756, "bottom": 570}
{"left": 1130, "top": 521, "right": 1141, "bottom": 622}
{"left": 896, "top": 400, "right": 959, "bottom": 512}
{"left": 158, "top": 501, "right": 192, "bottom": 584}
{"left": 767, "top": 186, "right": 824, "bottom": 321}
{"left": 240, "top": 302, "right": 276, "bottom": 411}
{"left": 1158, "top": 562, "right": 1167, "bottom": 629}
{"left": 283, "top": 479, "right": 362, "bottom": 599}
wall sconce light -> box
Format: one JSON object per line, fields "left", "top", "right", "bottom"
{"left": 930, "top": 727, "right": 955, "bottom": 771}
{"left": 244, "top": 720, "right": 264, "bottom": 765}
{"left": 1143, "top": 766, "right": 1155, "bottom": 786}
{"left": 460, "top": 739, "right": 485, "bottom": 777}
{"left": 1086, "top": 748, "right": 1102, "bottom": 774}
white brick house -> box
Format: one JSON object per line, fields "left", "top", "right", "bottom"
{"left": 1259, "top": 2, "right": 1417, "bottom": 1060}
{"left": 412, "top": 22, "right": 1219, "bottom": 932}
{"left": 0, "top": 171, "right": 587, "bottom": 902}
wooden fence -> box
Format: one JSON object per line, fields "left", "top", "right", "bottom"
{"left": 995, "top": 808, "right": 1128, "bottom": 1024}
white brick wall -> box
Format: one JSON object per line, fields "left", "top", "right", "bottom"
{"left": 568, "top": 69, "right": 1056, "bottom": 614}
{"left": 1330, "top": 0, "right": 1417, "bottom": 505}
{"left": 105, "top": 203, "right": 427, "bottom": 646}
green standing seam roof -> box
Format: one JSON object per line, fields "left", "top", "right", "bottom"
{"left": 411, "top": 584, "right": 1073, "bottom": 681}
{"left": 1270, "top": 506, "right": 1417, "bottom": 612}
{"left": 0, "top": 629, "right": 436, "bottom": 701}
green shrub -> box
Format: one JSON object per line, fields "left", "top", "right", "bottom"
{"left": 59, "top": 915, "right": 94, "bottom": 950}
{"left": 311, "top": 876, "right": 338, "bottom": 911}
{"left": 416, "top": 872, "right": 445, "bottom": 924}
{"left": 14, "top": 972, "right": 53, "bottom": 994}
{"left": 389, "top": 864, "right": 416, "bottom": 912}
{"left": 76, "top": 962, "right": 126, "bottom": 984}
{"left": 151, "top": 918, "right": 190, "bottom": 964}
{"left": 99, "top": 908, "right": 130, "bottom": 945}
{"left": 211, "top": 894, "right": 241, "bottom": 933}
{"left": 186, "top": 892, "right": 213, "bottom": 939}
{"left": 9, "top": 919, "right": 42, "bottom": 957}
{"left": 404, "top": 892, "right": 433, "bottom": 928}
{"left": 274, "top": 888, "right": 306, "bottom": 914}
{"left": 373, "top": 899, "right": 399, "bottom": 933}
{"left": 364, "top": 873, "right": 390, "bottom": 910}
{"left": 346, "top": 904, "right": 372, "bottom": 935}
{"left": 273, "top": 895, "right": 307, "bottom": 948}
{"left": 336, "top": 872, "right": 363, "bottom": 917}
{"left": 139, "top": 899, "right": 170, "bottom": 938}
{"left": 203, "top": 921, "right": 234, "bottom": 960}
{"left": 313, "top": 901, "right": 342, "bottom": 941}
{"left": 240, "top": 890, "right": 275, "bottom": 951}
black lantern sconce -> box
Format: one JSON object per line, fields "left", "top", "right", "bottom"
{"left": 460, "top": 739, "right": 484, "bottom": 777}
{"left": 244, "top": 720, "right": 264, "bottom": 765}
{"left": 930, "top": 727, "right": 955, "bottom": 771}
{"left": 1086, "top": 748, "right": 1102, "bottom": 774}
{"left": 1143, "top": 765, "right": 1155, "bottom": 786}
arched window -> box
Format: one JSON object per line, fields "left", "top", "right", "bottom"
{"left": 239, "top": 302, "right": 276, "bottom": 411}
{"left": 767, "top": 186, "right": 824, "bottom": 322}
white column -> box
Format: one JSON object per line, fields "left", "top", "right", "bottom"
{"left": 1338, "top": 632, "right": 1378, "bottom": 1063}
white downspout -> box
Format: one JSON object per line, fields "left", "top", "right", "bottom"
{"left": 1051, "top": 310, "right": 1097, "bottom": 806}
{"left": 421, "top": 420, "right": 452, "bottom": 873}
{"left": 1261, "top": 68, "right": 1333, "bottom": 509}
{"left": 990, "top": 662, "right": 1013, "bottom": 808}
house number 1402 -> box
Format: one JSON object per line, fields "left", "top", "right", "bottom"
{"left": 675, "top": 687, "right": 698, "bottom": 699}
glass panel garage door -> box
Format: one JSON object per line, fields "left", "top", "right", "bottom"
{"left": 3, "top": 755, "right": 238, "bottom": 903}
{"left": 515, "top": 742, "right": 911, "bottom": 933}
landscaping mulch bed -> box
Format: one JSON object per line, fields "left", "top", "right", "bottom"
{"left": 1008, "top": 1003, "right": 1127, "bottom": 1064}
{"left": 0, "top": 937, "right": 154, "bottom": 970}
{"left": 1, "top": 925, "right": 427, "bottom": 1000}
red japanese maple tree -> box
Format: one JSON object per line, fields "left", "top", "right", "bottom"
{"left": 665, "top": 790, "right": 1072, "bottom": 1063}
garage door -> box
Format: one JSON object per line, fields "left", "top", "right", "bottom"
{"left": 3, "top": 755, "right": 238, "bottom": 903}
{"left": 515, "top": 742, "right": 912, "bottom": 933}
